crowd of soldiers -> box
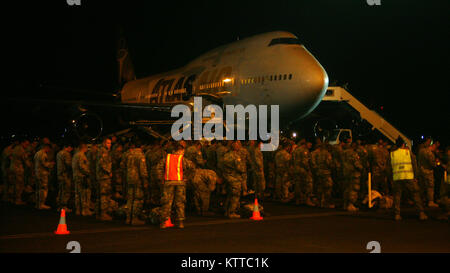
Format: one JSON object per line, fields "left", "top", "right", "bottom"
{"left": 1, "top": 134, "right": 449, "bottom": 227}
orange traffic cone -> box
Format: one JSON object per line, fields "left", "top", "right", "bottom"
{"left": 250, "top": 198, "right": 263, "bottom": 221}
{"left": 164, "top": 217, "right": 175, "bottom": 227}
{"left": 54, "top": 209, "right": 70, "bottom": 235}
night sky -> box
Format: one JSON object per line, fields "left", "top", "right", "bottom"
{"left": 5, "top": 0, "right": 450, "bottom": 145}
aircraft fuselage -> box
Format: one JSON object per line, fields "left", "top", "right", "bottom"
{"left": 121, "top": 31, "right": 329, "bottom": 122}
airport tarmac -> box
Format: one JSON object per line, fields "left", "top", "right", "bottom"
{"left": 1, "top": 201, "right": 448, "bottom": 253}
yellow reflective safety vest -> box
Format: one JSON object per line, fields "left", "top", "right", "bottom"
{"left": 164, "top": 154, "right": 184, "bottom": 181}
{"left": 390, "top": 148, "right": 414, "bottom": 181}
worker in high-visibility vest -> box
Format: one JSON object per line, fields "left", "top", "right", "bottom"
{"left": 156, "top": 142, "right": 195, "bottom": 229}
{"left": 387, "top": 137, "right": 427, "bottom": 221}
{"left": 437, "top": 147, "right": 450, "bottom": 221}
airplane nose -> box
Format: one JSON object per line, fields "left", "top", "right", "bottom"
{"left": 289, "top": 47, "right": 329, "bottom": 120}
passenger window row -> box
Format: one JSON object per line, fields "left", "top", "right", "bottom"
{"left": 241, "top": 74, "right": 293, "bottom": 85}
{"left": 199, "top": 79, "right": 234, "bottom": 90}
{"left": 198, "top": 73, "right": 294, "bottom": 90}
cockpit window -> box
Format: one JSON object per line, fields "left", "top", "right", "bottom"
{"left": 268, "top": 37, "right": 302, "bottom": 46}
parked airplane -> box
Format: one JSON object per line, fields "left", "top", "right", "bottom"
{"left": 119, "top": 31, "right": 329, "bottom": 123}
{"left": 2, "top": 31, "right": 329, "bottom": 142}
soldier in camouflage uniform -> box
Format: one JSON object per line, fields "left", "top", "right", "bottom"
{"left": 125, "top": 141, "right": 148, "bottom": 225}
{"left": 185, "top": 141, "right": 205, "bottom": 168}
{"left": 86, "top": 143, "right": 98, "bottom": 207}
{"left": 184, "top": 141, "right": 205, "bottom": 210}
{"left": 382, "top": 141, "right": 391, "bottom": 193}
{"left": 95, "top": 138, "right": 113, "bottom": 220}
{"left": 216, "top": 141, "right": 230, "bottom": 195}
{"left": 145, "top": 140, "right": 167, "bottom": 205}
{"left": 222, "top": 141, "right": 246, "bottom": 218}
{"left": 23, "top": 140, "right": 37, "bottom": 201}
{"left": 1, "top": 142, "right": 14, "bottom": 202}
{"left": 342, "top": 139, "right": 363, "bottom": 211}
{"left": 291, "top": 139, "right": 315, "bottom": 206}
{"left": 191, "top": 168, "right": 219, "bottom": 216}
{"left": 10, "top": 139, "right": 31, "bottom": 205}
{"left": 56, "top": 144, "right": 73, "bottom": 212}
{"left": 312, "top": 142, "right": 335, "bottom": 208}
{"left": 237, "top": 141, "right": 251, "bottom": 196}
{"left": 216, "top": 141, "right": 229, "bottom": 175}
{"left": 34, "top": 144, "right": 55, "bottom": 209}
{"left": 111, "top": 142, "right": 124, "bottom": 201}
{"left": 40, "top": 138, "right": 58, "bottom": 207}
{"left": 72, "top": 143, "right": 93, "bottom": 216}
{"left": 368, "top": 139, "right": 389, "bottom": 195}
{"left": 437, "top": 147, "right": 450, "bottom": 220}
{"left": 110, "top": 135, "right": 117, "bottom": 148}
{"left": 248, "top": 140, "right": 266, "bottom": 200}
{"left": 143, "top": 141, "right": 155, "bottom": 204}
{"left": 120, "top": 142, "right": 133, "bottom": 200}
{"left": 355, "top": 140, "right": 369, "bottom": 195}
{"left": 274, "top": 141, "right": 292, "bottom": 202}
{"left": 330, "top": 141, "right": 345, "bottom": 199}
{"left": 205, "top": 140, "right": 217, "bottom": 171}
{"left": 310, "top": 140, "right": 320, "bottom": 173}
{"left": 156, "top": 142, "right": 195, "bottom": 228}
{"left": 263, "top": 148, "right": 276, "bottom": 198}
{"left": 418, "top": 138, "right": 439, "bottom": 207}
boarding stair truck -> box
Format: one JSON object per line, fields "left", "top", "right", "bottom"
{"left": 323, "top": 86, "right": 412, "bottom": 148}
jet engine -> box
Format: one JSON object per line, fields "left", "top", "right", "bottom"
{"left": 72, "top": 112, "right": 103, "bottom": 142}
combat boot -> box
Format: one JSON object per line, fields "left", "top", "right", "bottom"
{"left": 177, "top": 221, "right": 184, "bottom": 229}
{"left": 346, "top": 204, "right": 358, "bottom": 212}
{"left": 342, "top": 201, "right": 348, "bottom": 211}
{"left": 419, "top": 212, "right": 428, "bottom": 221}
{"left": 131, "top": 218, "right": 146, "bottom": 226}
{"left": 394, "top": 214, "right": 402, "bottom": 221}
{"left": 99, "top": 214, "right": 113, "bottom": 221}
{"left": 82, "top": 210, "right": 93, "bottom": 216}
{"left": 228, "top": 213, "right": 241, "bottom": 219}
{"left": 39, "top": 204, "right": 51, "bottom": 210}
{"left": 427, "top": 201, "right": 439, "bottom": 208}
{"left": 305, "top": 198, "right": 316, "bottom": 207}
